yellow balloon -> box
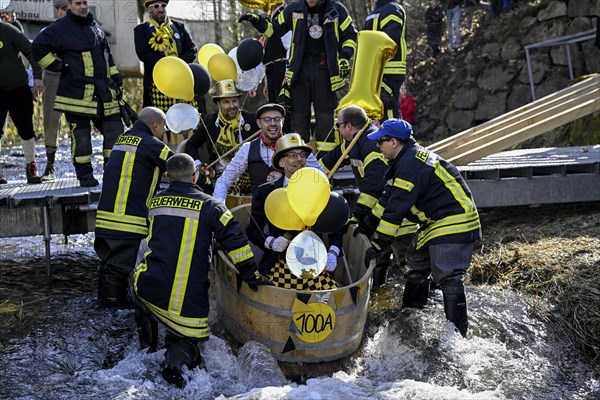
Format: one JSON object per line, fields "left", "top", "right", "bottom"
{"left": 197, "top": 43, "right": 225, "bottom": 70}
{"left": 152, "top": 56, "right": 194, "bottom": 101}
{"left": 337, "top": 30, "right": 397, "bottom": 120}
{"left": 207, "top": 53, "right": 238, "bottom": 82}
{"left": 238, "top": 0, "right": 281, "bottom": 14}
{"left": 287, "top": 167, "right": 330, "bottom": 227}
{"left": 265, "top": 188, "right": 305, "bottom": 231}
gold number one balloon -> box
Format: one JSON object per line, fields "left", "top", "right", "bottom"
{"left": 237, "top": 0, "right": 281, "bottom": 15}
{"left": 337, "top": 30, "right": 398, "bottom": 120}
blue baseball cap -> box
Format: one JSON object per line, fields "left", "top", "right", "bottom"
{"left": 367, "top": 118, "right": 413, "bottom": 141}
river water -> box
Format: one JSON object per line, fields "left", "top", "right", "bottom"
{"left": 1, "top": 139, "right": 598, "bottom": 399}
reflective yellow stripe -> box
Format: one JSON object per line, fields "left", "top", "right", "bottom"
{"left": 376, "top": 218, "right": 418, "bottom": 238}
{"left": 316, "top": 140, "right": 337, "bottom": 152}
{"left": 357, "top": 192, "right": 377, "bottom": 209}
{"left": 342, "top": 38, "right": 357, "bottom": 51}
{"left": 114, "top": 151, "right": 136, "bottom": 214}
{"left": 393, "top": 177, "right": 414, "bottom": 192}
{"left": 380, "top": 14, "right": 403, "bottom": 28}
{"left": 372, "top": 202, "right": 384, "bottom": 218}
{"left": 38, "top": 52, "right": 57, "bottom": 68}
{"left": 340, "top": 15, "right": 352, "bottom": 31}
{"left": 410, "top": 205, "right": 429, "bottom": 224}
{"left": 83, "top": 84, "right": 94, "bottom": 102}
{"left": 170, "top": 217, "right": 198, "bottom": 314}
{"left": 82, "top": 51, "right": 93, "bottom": 77}
{"left": 96, "top": 209, "right": 148, "bottom": 227}
{"left": 109, "top": 65, "right": 119, "bottom": 76}
{"left": 264, "top": 22, "right": 274, "bottom": 38}
{"left": 228, "top": 244, "right": 254, "bottom": 264}
{"left": 141, "top": 299, "right": 208, "bottom": 339}
{"left": 416, "top": 211, "right": 481, "bottom": 249}
{"left": 55, "top": 96, "right": 98, "bottom": 115}
{"left": 146, "top": 168, "right": 161, "bottom": 208}
{"left": 319, "top": 159, "right": 331, "bottom": 174}
{"left": 74, "top": 155, "right": 92, "bottom": 163}
{"left": 433, "top": 161, "right": 476, "bottom": 212}
{"left": 103, "top": 148, "right": 111, "bottom": 159}
{"left": 219, "top": 210, "right": 233, "bottom": 226}
{"left": 160, "top": 145, "right": 171, "bottom": 160}
{"left": 95, "top": 219, "right": 149, "bottom": 235}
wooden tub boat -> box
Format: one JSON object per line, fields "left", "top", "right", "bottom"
{"left": 215, "top": 204, "right": 374, "bottom": 363}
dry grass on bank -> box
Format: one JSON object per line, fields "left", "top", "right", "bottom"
{"left": 470, "top": 203, "right": 600, "bottom": 366}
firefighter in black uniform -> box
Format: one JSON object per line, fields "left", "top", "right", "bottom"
{"left": 131, "top": 153, "right": 270, "bottom": 388}
{"left": 239, "top": 0, "right": 358, "bottom": 156}
{"left": 181, "top": 80, "right": 258, "bottom": 194}
{"left": 364, "top": 0, "right": 408, "bottom": 121}
{"left": 362, "top": 118, "right": 481, "bottom": 337}
{"left": 319, "top": 105, "right": 417, "bottom": 286}
{"left": 94, "top": 107, "right": 173, "bottom": 308}
{"left": 32, "top": 0, "right": 124, "bottom": 187}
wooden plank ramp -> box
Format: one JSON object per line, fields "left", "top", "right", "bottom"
{"left": 427, "top": 74, "right": 600, "bottom": 165}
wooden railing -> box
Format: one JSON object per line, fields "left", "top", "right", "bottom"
{"left": 427, "top": 74, "right": 600, "bottom": 165}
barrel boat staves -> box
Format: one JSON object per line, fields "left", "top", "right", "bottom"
{"left": 215, "top": 204, "right": 373, "bottom": 363}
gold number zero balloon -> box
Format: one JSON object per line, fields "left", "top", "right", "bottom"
{"left": 337, "top": 30, "right": 397, "bottom": 120}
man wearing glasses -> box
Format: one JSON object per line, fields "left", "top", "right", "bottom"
{"left": 320, "top": 105, "right": 416, "bottom": 287}
{"left": 32, "top": 0, "right": 124, "bottom": 187}
{"left": 363, "top": 118, "right": 481, "bottom": 337}
{"left": 212, "top": 103, "right": 323, "bottom": 202}
{"left": 247, "top": 134, "right": 342, "bottom": 288}
{"left": 134, "top": 0, "right": 197, "bottom": 119}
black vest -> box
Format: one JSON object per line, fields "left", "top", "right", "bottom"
{"left": 248, "top": 139, "right": 277, "bottom": 196}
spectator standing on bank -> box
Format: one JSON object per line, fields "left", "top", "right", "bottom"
{"left": 32, "top": 0, "right": 124, "bottom": 187}
{"left": 0, "top": 16, "right": 44, "bottom": 184}
{"left": 39, "top": 0, "right": 69, "bottom": 181}
{"left": 425, "top": 0, "right": 444, "bottom": 58}
{"left": 399, "top": 83, "right": 416, "bottom": 125}
{"left": 446, "top": 0, "right": 462, "bottom": 50}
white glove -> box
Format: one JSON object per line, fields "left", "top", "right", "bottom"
{"left": 324, "top": 245, "right": 340, "bottom": 272}
{"left": 265, "top": 236, "right": 290, "bottom": 252}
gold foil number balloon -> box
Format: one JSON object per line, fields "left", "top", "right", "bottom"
{"left": 237, "top": 0, "right": 281, "bottom": 15}
{"left": 337, "top": 30, "right": 397, "bottom": 120}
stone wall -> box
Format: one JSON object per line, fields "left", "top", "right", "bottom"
{"left": 411, "top": 0, "right": 600, "bottom": 145}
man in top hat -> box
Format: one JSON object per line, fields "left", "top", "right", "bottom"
{"left": 181, "top": 79, "right": 259, "bottom": 194}
{"left": 134, "top": 0, "right": 196, "bottom": 110}
{"left": 212, "top": 103, "right": 323, "bottom": 202}
{"left": 362, "top": 118, "right": 481, "bottom": 337}
{"left": 134, "top": 0, "right": 199, "bottom": 148}
{"left": 247, "top": 133, "right": 342, "bottom": 289}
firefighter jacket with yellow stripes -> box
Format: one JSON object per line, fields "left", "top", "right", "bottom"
{"left": 364, "top": 0, "right": 407, "bottom": 90}
{"left": 372, "top": 138, "right": 481, "bottom": 250}
{"left": 133, "top": 181, "right": 258, "bottom": 339}
{"left": 319, "top": 123, "right": 388, "bottom": 220}
{"left": 31, "top": 10, "right": 121, "bottom": 118}
{"left": 95, "top": 119, "right": 173, "bottom": 240}
{"left": 263, "top": 0, "right": 357, "bottom": 92}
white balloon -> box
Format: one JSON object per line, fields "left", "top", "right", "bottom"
{"left": 165, "top": 103, "right": 200, "bottom": 134}
{"left": 237, "top": 64, "right": 265, "bottom": 92}
{"left": 228, "top": 47, "right": 242, "bottom": 81}
{"left": 286, "top": 230, "right": 327, "bottom": 279}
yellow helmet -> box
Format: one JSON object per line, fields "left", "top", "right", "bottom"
{"left": 272, "top": 133, "right": 312, "bottom": 171}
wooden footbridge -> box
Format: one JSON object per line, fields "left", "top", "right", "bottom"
{"left": 1, "top": 75, "right": 599, "bottom": 271}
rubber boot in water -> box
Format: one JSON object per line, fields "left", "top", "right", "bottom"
{"left": 402, "top": 280, "right": 430, "bottom": 309}
{"left": 162, "top": 338, "right": 203, "bottom": 388}
{"left": 135, "top": 308, "right": 158, "bottom": 353}
{"left": 443, "top": 292, "right": 469, "bottom": 337}
{"left": 372, "top": 264, "right": 389, "bottom": 288}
